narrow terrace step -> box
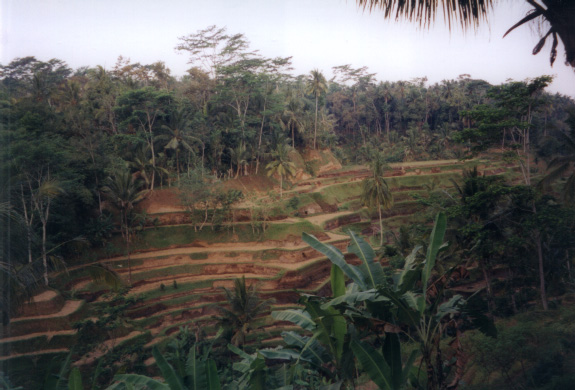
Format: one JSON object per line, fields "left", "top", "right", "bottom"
{"left": 0, "top": 330, "right": 77, "bottom": 357}
{"left": 4, "top": 300, "right": 85, "bottom": 338}
{"left": 74, "top": 330, "right": 148, "bottom": 367}
{"left": 0, "top": 348, "right": 69, "bottom": 362}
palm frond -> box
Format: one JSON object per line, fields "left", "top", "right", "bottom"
{"left": 502, "top": 8, "right": 544, "bottom": 38}
{"left": 357, "top": 0, "right": 495, "bottom": 31}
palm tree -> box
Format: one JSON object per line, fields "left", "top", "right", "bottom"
{"left": 229, "top": 143, "right": 249, "bottom": 179}
{"left": 357, "top": 0, "right": 575, "bottom": 68}
{"left": 126, "top": 145, "right": 154, "bottom": 190}
{"left": 307, "top": 69, "right": 328, "bottom": 150}
{"left": 160, "top": 108, "right": 206, "bottom": 180}
{"left": 265, "top": 143, "right": 297, "bottom": 198}
{"left": 216, "top": 276, "right": 272, "bottom": 347}
{"left": 101, "top": 170, "right": 146, "bottom": 285}
{"left": 361, "top": 152, "right": 393, "bottom": 246}
{"left": 282, "top": 95, "right": 306, "bottom": 148}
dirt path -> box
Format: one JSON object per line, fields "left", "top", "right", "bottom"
{"left": 12, "top": 300, "right": 83, "bottom": 321}
{"left": 0, "top": 348, "right": 69, "bottom": 361}
{"left": 303, "top": 210, "right": 357, "bottom": 226}
{"left": 30, "top": 290, "right": 58, "bottom": 303}
{"left": 0, "top": 330, "right": 76, "bottom": 344}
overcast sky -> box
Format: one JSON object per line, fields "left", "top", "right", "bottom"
{"left": 1, "top": 0, "right": 574, "bottom": 96}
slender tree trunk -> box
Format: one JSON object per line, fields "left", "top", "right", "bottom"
{"left": 21, "top": 185, "right": 34, "bottom": 264}
{"left": 42, "top": 220, "right": 48, "bottom": 286}
{"left": 124, "top": 210, "right": 132, "bottom": 285}
{"left": 27, "top": 228, "right": 33, "bottom": 264}
{"left": 378, "top": 204, "right": 384, "bottom": 246}
{"left": 481, "top": 262, "right": 494, "bottom": 313}
{"left": 314, "top": 95, "right": 319, "bottom": 150}
{"left": 256, "top": 96, "right": 267, "bottom": 175}
{"left": 535, "top": 231, "right": 548, "bottom": 310}
{"left": 40, "top": 199, "right": 51, "bottom": 286}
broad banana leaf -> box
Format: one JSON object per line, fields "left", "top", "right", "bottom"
{"left": 395, "top": 245, "right": 422, "bottom": 293}
{"left": 382, "top": 333, "right": 417, "bottom": 390}
{"left": 330, "top": 264, "right": 346, "bottom": 298}
{"left": 422, "top": 212, "right": 447, "bottom": 297}
{"left": 272, "top": 309, "right": 315, "bottom": 331}
{"left": 67, "top": 367, "right": 82, "bottom": 390}
{"left": 303, "top": 232, "right": 366, "bottom": 290}
{"left": 402, "top": 291, "right": 425, "bottom": 314}
{"left": 205, "top": 360, "right": 221, "bottom": 390}
{"left": 153, "top": 346, "right": 185, "bottom": 390}
{"left": 383, "top": 333, "right": 402, "bottom": 390}
{"left": 301, "top": 297, "right": 346, "bottom": 363}
{"left": 351, "top": 339, "right": 392, "bottom": 390}
{"left": 111, "top": 375, "right": 169, "bottom": 390}
{"left": 281, "top": 331, "right": 331, "bottom": 367}
{"left": 348, "top": 231, "right": 385, "bottom": 289}
{"left": 319, "top": 381, "right": 342, "bottom": 390}
{"left": 435, "top": 295, "right": 464, "bottom": 321}
{"left": 259, "top": 348, "right": 301, "bottom": 361}
{"left": 186, "top": 345, "right": 206, "bottom": 390}
{"left": 322, "top": 289, "right": 384, "bottom": 308}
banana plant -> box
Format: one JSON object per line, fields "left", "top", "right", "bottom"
{"left": 303, "top": 212, "right": 492, "bottom": 390}
{"left": 271, "top": 294, "right": 351, "bottom": 384}
{"left": 230, "top": 343, "right": 342, "bottom": 390}
{"left": 106, "top": 345, "right": 221, "bottom": 390}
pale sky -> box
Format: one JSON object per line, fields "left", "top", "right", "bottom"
{"left": 1, "top": 0, "right": 574, "bottom": 96}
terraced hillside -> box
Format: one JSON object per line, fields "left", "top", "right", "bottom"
{"left": 0, "top": 155, "right": 517, "bottom": 375}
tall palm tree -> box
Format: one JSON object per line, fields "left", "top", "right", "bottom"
{"left": 229, "top": 143, "right": 250, "bottom": 179}
{"left": 161, "top": 108, "right": 206, "bottom": 179}
{"left": 101, "top": 170, "right": 146, "bottom": 285}
{"left": 216, "top": 276, "right": 272, "bottom": 347}
{"left": 361, "top": 152, "right": 393, "bottom": 246}
{"left": 266, "top": 143, "right": 297, "bottom": 198}
{"left": 307, "top": 69, "right": 328, "bottom": 150}
{"left": 282, "top": 95, "right": 306, "bottom": 148}
{"left": 357, "top": 0, "right": 575, "bottom": 68}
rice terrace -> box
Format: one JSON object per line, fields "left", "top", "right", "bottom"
{"left": 2, "top": 1, "right": 575, "bottom": 389}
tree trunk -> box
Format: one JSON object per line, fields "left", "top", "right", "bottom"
{"left": 256, "top": 96, "right": 267, "bottom": 175}
{"left": 314, "top": 95, "right": 319, "bottom": 150}
{"left": 378, "top": 204, "right": 384, "bottom": 246}
{"left": 42, "top": 221, "right": 48, "bottom": 286}
{"left": 482, "top": 262, "right": 494, "bottom": 313}
{"left": 124, "top": 211, "right": 132, "bottom": 285}
{"left": 536, "top": 231, "right": 548, "bottom": 310}
{"left": 21, "top": 184, "right": 34, "bottom": 264}
{"left": 40, "top": 198, "right": 51, "bottom": 286}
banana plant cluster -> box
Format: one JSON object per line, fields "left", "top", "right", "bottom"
{"left": 106, "top": 343, "right": 221, "bottom": 390}
{"left": 268, "top": 212, "right": 493, "bottom": 390}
